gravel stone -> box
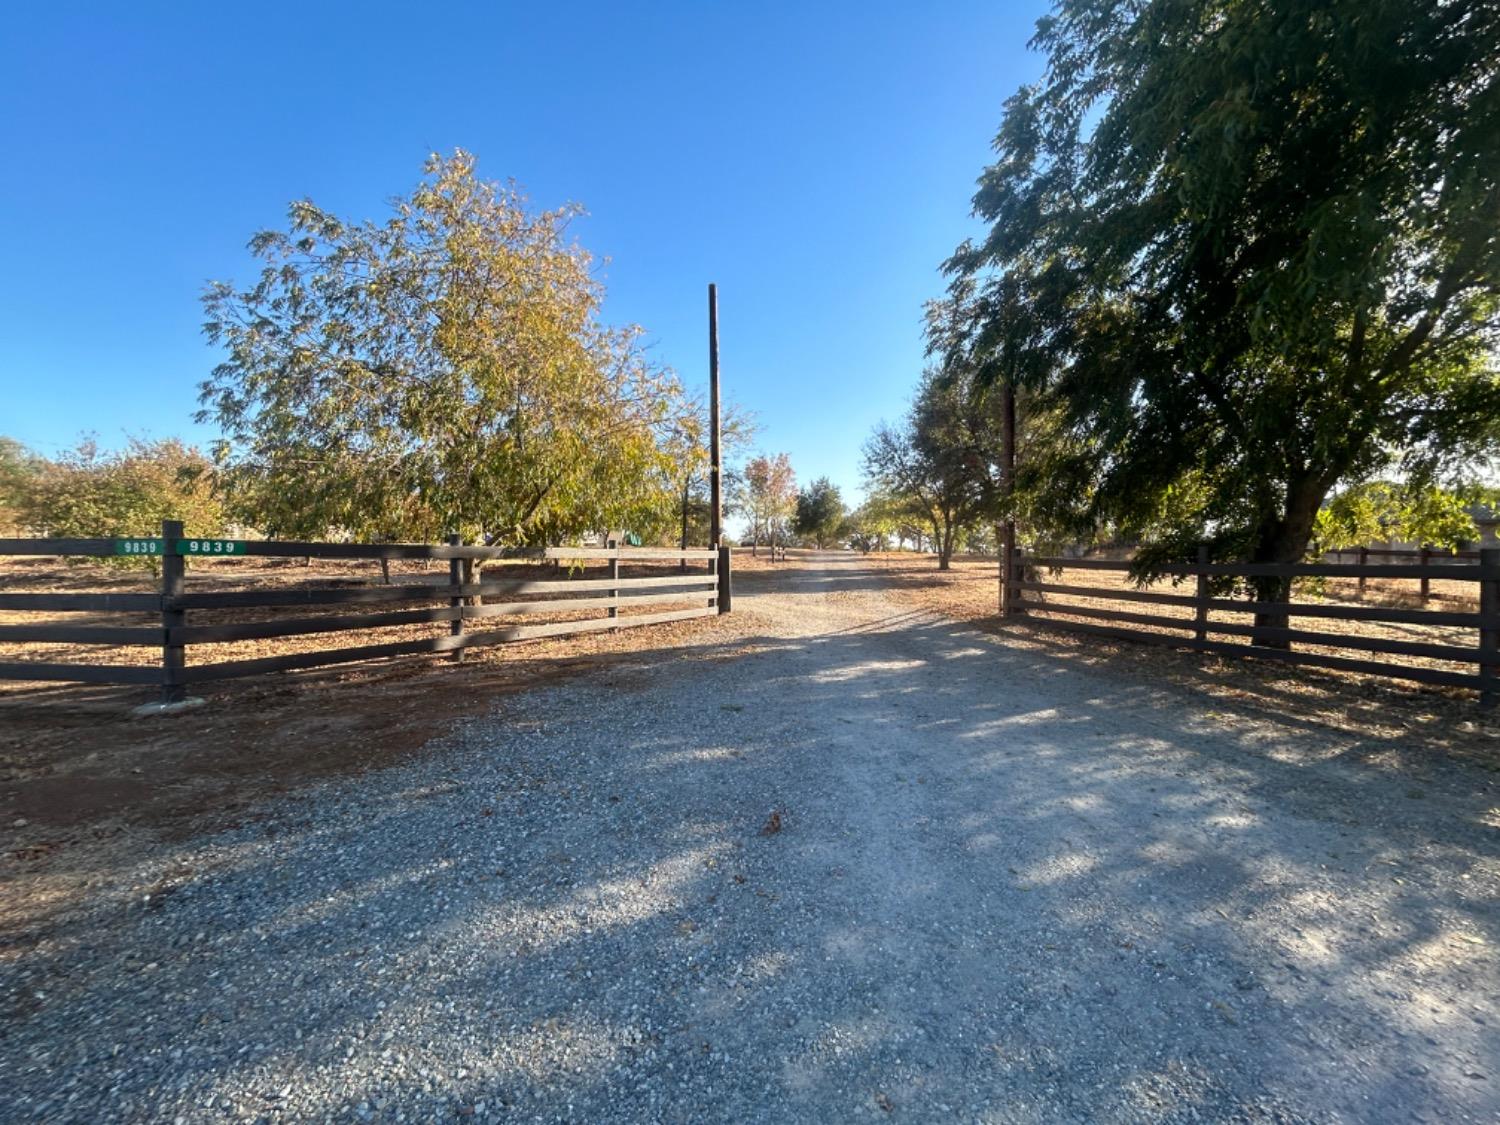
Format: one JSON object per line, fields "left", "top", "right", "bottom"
{"left": 1, "top": 555, "right": 1497, "bottom": 1122}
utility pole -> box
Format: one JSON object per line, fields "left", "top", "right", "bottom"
{"left": 708, "top": 283, "right": 722, "bottom": 549}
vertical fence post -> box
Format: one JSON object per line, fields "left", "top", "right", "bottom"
{"left": 1000, "top": 529, "right": 1014, "bottom": 617}
{"left": 160, "top": 518, "right": 185, "bottom": 704}
{"left": 1009, "top": 548, "right": 1027, "bottom": 616}
{"left": 1481, "top": 547, "right": 1498, "bottom": 709}
{"left": 448, "top": 533, "right": 466, "bottom": 663}
{"left": 607, "top": 538, "right": 619, "bottom": 627}
{"left": 718, "top": 544, "right": 732, "bottom": 614}
{"left": 1358, "top": 546, "right": 1368, "bottom": 596}
{"left": 1420, "top": 546, "right": 1431, "bottom": 604}
{"left": 1194, "top": 544, "right": 1210, "bottom": 646}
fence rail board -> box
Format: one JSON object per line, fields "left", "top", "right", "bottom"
{"left": 170, "top": 574, "right": 716, "bottom": 611}
{"left": 0, "top": 661, "right": 163, "bottom": 685}
{"left": 1030, "top": 555, "right": 1495, "bottom": 581}
{"left": 0, "top": 624, "right": 163, "bottom": 646}
{"left": 0, "top": 529, "right": 730, "bottom": 694}
{"left": 0, "top": 592, "right": 162, "bottom": 612}
{"left": 1015, "top": 547, "right": 1496, "bottom": 702}
{"left": 0, "top": 538, "right": 121, "bottom": 557}
{"left": 1023, "top": 580, "right": 1492, "bottom": 627}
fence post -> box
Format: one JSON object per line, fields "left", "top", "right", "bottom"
{"left": 1420, "top": 546, "right": 1431, "bottom": 604}
{"left": 1481, "top": 547, "right": 1498, "bottom": 709}
{"left": 607, "top": 538, "right": 619, "bottom": 627}
{"left": 1358, "top": 546, "right": 1368, "bottom": 596}
{"left": 1194, "top": 544, "right": 1210, "bottom": 645}
{"left": 160, "top": 518, "right": 185, "bottom": 704}
{"left": 448, "top": 533, "right": 466, "bottom": 663}
{"left": 718, "top": 544, "right": 732, "bottom": 614}
{"left": 1009, "top": 548, "right": 1027, "bottom": 617}
{"left": 999, "top": 523, "right": 1014, "bottom": 617}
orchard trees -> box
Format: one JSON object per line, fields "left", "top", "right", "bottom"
{"left": 201, "top": 150, "right": 685, "bottom": 546}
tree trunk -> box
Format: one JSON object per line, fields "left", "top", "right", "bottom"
{"left": 680, "top": 482, "right": 690, "bottom": 574}
{"left": 1249, "top": 475, "right": 1330, "bottom": 647}
{"left": 380, "top": 557, "right": 391, "bottom": 586}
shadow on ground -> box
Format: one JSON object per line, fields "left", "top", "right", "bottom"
{"left": 4, "top": 600, "right": 1497, "bottom": 1121}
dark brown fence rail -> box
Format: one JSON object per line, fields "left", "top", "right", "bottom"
{"left": 0, "top": 521, "right": 730, "bottom": 701}
{"left": 1005, "top": 550, "right": 1499, "bottom": 705}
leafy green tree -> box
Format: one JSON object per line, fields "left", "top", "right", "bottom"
{"left": 793, "top": 477, "right": 846, "bottom": 549}
{"left": 201, "top": 150, "right": 684, "bottom": 547}
{"left": 1314, "top": 481, "right": 1499, "bottom": 555}
{"left": 661, "top": 396, "right": 756, "bottom": 557}
{"left": 844, "top": 493, "right": 903, "bottom": 553}
{"left": 743, "top": 453, "right": 796, "bottom": 557}
{"left": 20, "top": 438, "right": 225, "bottom": 571}
{"left": 0, "top": 437, "right": 44, "bottom": 534}
{"left": 946, "top": 0, "right": 1500, "bottom": 630}
{"left": 862, "top": 371, "right": 998, "bottom": 569}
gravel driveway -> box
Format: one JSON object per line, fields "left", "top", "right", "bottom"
{"left": 3, "top": 554, "right": 1498, "bottom": 1123}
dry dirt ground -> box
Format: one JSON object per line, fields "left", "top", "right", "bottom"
{"left": 1, "top": 551, "right": 1498, "bottom": 1122}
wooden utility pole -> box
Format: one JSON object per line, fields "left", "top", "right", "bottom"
{"left": 708, "top": 283, "right": 722, "bottom": 549}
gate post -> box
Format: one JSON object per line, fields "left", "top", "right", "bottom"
{"left": 607, "top": 538, "right": 619, "bottom": 627}
{"left": 1007, "top": 545, "right": 1027, "bottom": 617}
{"left": 1481, "top": 547, "right": 1498, "bottom": 709}
{"left": 718, "top": 545, "right": 732, "bottom": 614}
{"left": 448, "top": 533, "right": 466, "bottom": 663}
{"left": 1194, "top": 544, "right": 1210, "bottom": 645}
{"left": 1000, "top": 523, "right": 1014, "bottom": 617}
{"left": 160, "top": 518, "right": 185, "bottom": 703}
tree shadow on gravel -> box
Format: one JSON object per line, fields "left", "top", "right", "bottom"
{"left": 3, "top": 610, "right": 1498, "bottom": 1122}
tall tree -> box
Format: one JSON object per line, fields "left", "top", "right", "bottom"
{"left": 201, "top": 150, "right": 684, "bottom": 547}
{"left": 743, "top": 453, "right": 796, "bottom": 558}
{"left": 661, "top": 396, "right": 756, "bottom": 562}
{"left": 862, "top": 371, "right": 992, "bottom": 569}
{"left": 793, "top": 477, "right": 846, "bottom": 549}
{"left": 947, "top": 0, "right": 1500, "bottom": 629}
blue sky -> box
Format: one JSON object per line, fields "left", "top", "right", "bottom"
{"left": 0, "top": 1, "right": 1047, "bottom": 504}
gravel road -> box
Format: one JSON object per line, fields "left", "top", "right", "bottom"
{"left": 3, "top": 554, "right": 1498, "bottom": 1123}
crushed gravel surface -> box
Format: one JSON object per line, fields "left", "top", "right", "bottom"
{"left": 2, "top": 555, "right": 1498, "bottom": 1123}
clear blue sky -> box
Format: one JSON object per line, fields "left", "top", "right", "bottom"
{"left": 0, "top": 1, "right": 1047, "bottom": 505}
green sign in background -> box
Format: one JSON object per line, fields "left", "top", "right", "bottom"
{"left": 110, "top": 538, "right": 247, "bottom": 557}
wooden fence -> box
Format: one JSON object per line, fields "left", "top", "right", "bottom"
{"left": 0, "top": 521, "right": 730, "bottom": 701}
{"left": 1321, "top": 545, "right": 1481, "bottom": 602}
{"left": 1004, "top": 549, "right": 1499, "bottom": 705}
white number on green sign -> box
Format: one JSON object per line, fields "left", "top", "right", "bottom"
{"left": 179, "top": 539, "right": 246, "bottom": 556}
{"left": 115, "top": 539, "right": 163, "bottom": 556}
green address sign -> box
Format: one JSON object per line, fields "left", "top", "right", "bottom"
{"left": 176, "top": 538, "right": 247, "bottom": 556}
{"left": 110, "top": 538, "right": 248, "bottom": 557}
{"left": 114, "top": 538, "right": 164, "bottom": 557}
